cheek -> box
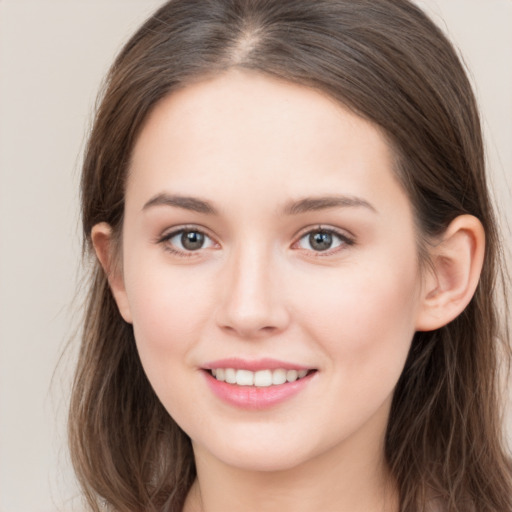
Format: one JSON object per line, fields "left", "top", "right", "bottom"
{"left": 126, "top": 255, "right": 212, "bottom": 340}
{"left": 294, "top": 257, "right": 421, "bottom": 376}
{"left": 124, "top": 260, "right": 215, "bottom": 384}
{"left": 124, "top": 266, "right": 218, "bottom": 425}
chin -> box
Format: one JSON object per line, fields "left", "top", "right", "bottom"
{"left": 217, "top": 447, "right": 313, "bottom": 473}
{"left": 192, "top": 424, "right": 329, "bottom": 473}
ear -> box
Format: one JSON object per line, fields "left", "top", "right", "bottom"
{"left": 91, "top": 222, "right": 133, "bottom": 324}
{"left": 415, "top": 215, "right": 485, "bottom": 332}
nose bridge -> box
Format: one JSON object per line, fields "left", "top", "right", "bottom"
{"left": 216, "top": 237, "right": 288, "bottom": 337}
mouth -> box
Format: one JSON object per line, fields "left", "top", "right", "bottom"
{"left": 201, "top": 358, "right": 318, "bottom": 409}
{"left": 207, "top": 368, "right": 314, "bottom": 387}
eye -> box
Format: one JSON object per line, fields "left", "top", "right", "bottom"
{"left": 161, "top": 228, "right": 216, "bottom": 254}
{"left": 296, "top": 228, "right": 353, "bottom": 253}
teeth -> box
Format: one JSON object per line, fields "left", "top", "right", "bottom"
{"left": 272, "top": 369, "right": 287, "bottom": 385}
{"left": 286, "top": 369, "right": 298, "bottom": 382}
{"left": 236, "top": 369, "right": 254, "bottom": 386}
{"left": 210, "top": 368, "right": 311, "bottom": 386}
{"left": 254, "top": 370, "right": 272, "bottom": 387}
{"left": 225, "top": 368, "right": 236, "bottom": 384}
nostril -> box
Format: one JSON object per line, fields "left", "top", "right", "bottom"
{"left": 219, "top": 322, "right": 281, "bottom": 339}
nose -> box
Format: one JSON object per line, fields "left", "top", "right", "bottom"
{"left": 215, "top": 243, "right": 290, "bottom": 339}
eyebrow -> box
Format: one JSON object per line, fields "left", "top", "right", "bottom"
{"left": 142, "top": 192, "right": 377, "bottom": 216}
{"left": 282, "top": 195, "right": 377, "bottom": 215}
{"left": 143, "top": 193, "right": 217, "bottom": 214}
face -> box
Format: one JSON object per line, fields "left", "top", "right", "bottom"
{"left": 110, "top": 70, "right": 427, "bottom": 472}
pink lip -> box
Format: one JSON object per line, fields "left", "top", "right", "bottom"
{"left": 203, "top": 357, "right": 311, "bottom": 372}
{"left": 202, "top": 367, "right": 317, "bottom": 411}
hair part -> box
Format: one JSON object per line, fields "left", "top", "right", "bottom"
{"left": 71, "top": 1, "right": 512, "bottom": 510}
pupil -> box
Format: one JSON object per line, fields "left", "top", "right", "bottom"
{"left": 310, "top": 231, "right": 332, "bottom": 251}
{"left": 182, "top": 231, "right": 204, "bottom": 250}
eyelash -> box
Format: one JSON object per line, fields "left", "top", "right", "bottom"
{"left": 157, "top": 225, "right": 355, "bottom": 258}
{"left": 293, "top": 226, "right": 355, "bottom": 256}
{"left": 157, "top": 225, "right": 218, "bottom": 258}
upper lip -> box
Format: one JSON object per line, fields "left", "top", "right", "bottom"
{"left": 202, "top": 357, "right": 312, "bottom": 372}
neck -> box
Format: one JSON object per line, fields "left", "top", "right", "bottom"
{"left": 183, "top": 423, "right": 398, "bottom": 512}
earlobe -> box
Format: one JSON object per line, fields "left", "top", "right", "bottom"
{"left": 415, "top": 215, "right": 485, "bottom": 332}
{"left": 91, "top": 222, "right": 133, "bottom": 324}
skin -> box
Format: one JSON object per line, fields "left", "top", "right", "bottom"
{"left": 93, "top": 70, "right": 485, "bottom": 512}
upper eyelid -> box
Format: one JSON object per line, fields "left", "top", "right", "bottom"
{"left": 156, "top": 224, "right": 355, "bottom": 248}
{"left": 157, "top": 226, "right": 218, "bottom": 257}
{"left": 158, "top": 225, "right": 216, "bottom": 242}
{"left": 291, "top": 226, "right": 356, "bottom": 261}
{"left": 292, "top": 227, "right": 356, "bottom": 256}
{"left": 293, "top": 225, "right": 355, "bottom": 242}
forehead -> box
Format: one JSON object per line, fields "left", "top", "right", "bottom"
{"left": 127, "top": 69, "right": 408, "bottom": 216}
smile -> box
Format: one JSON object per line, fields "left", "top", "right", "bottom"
{"left": 202, "top": 360, "right": 318, "bottom": 409}
{"left": 210, "top": 368, "right": 310, "bottom": 387}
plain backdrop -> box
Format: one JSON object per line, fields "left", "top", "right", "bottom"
{"left": 0, "top": 1, "right": 511, "bottom": 511}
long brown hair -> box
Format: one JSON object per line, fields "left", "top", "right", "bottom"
{"left": 69, "top": 1, "right": 511, "bottom": 510}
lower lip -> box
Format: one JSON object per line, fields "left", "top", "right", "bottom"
{"left": 203, "top": 370, "right": 316, "bottom": 410}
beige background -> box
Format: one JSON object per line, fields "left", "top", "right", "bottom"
{"left": 0, "top": 1, "right": 510, "bottom": 511}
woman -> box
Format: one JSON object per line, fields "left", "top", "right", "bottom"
{"left": 69, "top": 0, "right": 512, "bottom": 510}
